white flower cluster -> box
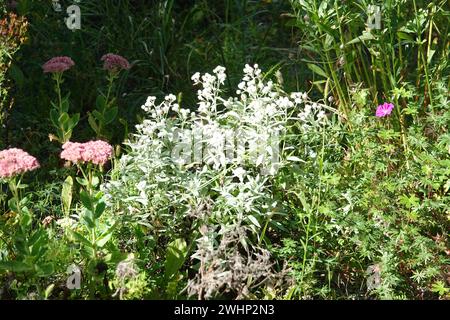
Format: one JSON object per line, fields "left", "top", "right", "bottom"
{"left": 104, "top": 63, "right": 330, "bottom": 242}
{"left": 141, "top": 93, "right": 190, "bottom": 120}
{"left": 296, "top": 101, "right": 328, "bottom": 128}
{"left": 135, "top": 64, "right": 316, "bottom": 175}
{"left": 190, "top": 66, "right": 227, "bottom": 114}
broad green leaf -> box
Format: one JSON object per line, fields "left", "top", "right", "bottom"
{"left": 15, "top": 239, "right": 29, "bottom": 256}
{"left": 94, "top": 201, "right": 106, "bottom": 219}
{"left": 28, "top": 229, "right": 45, "bottom": 246}
{"left": 104, "top": 106, "right": 118, "bottom": 124}
{"left": 58, "top": 112, "right": 70, "bottom": 126}
{"left": 346, "top": 31, "right": 376, "bottom": 45}
{"left": 166, "top": 279, "right": 180, "bottom": 298}
{"left": 68, "top": 113, "right": 80, "bottom": 130}
{"left": 80, "top": 190, "right": 93, "bottom": 210}
{"left": 295, "top": 191, "right": 310, "bottom": 212}
{"left": 307, "top": 63, "right": 328, "bottom": 78}
{"left": 96, "top": 231, "right": 113, "bottom": 248}
{"left": 50, "top": 109, "right": 60, "bottom": 127}
{"left": 71, "top": 230, "right": 94, "bottom": 248}
{"left": 8, "top": 198, "right": 18, "bottom": 213}
{"left": 36, "top": 262, "right": 55, "bottom": 277}
{"left": 397, "top": 31, "right": 414, "bottom": 42}
{"left": 31, "top": 241, "right": 46, "bottom": 258}
{"left": 20, "top": 212, "right": 32, "bottom": 228}
{"left": 76, "top": 177, "right": 89, "bottom": 186}
{"left": 324, "top": 33, "right": 334, "bottom": 49}
{"left": 81, "top": 246, "right": 96, "bottom": 258}
{"left": 96, "top": 95, "right": 107, "bottom": 112}
{"left": 62, "top": 176, "right": 73, "bottom": 216}
{"left": 165, "top": 238, "right": 188, "bottom": 280}
{"left": 82, "top": 213, "right": 95, "bottom": 229}
{"left": 93, "top": 110, "right": 105, "bottom": 122}
{"left": 61, "top": 98, "right": 70, "bottom": 113}
{"left": 91, "top": 176, "right": 100, "bottom": 188}
{"left": 88, "top": 113, "right": 99, "bottom": 133}
{"left": 94, "top": 191, "right": 104, "bottom": 201}
{"left": 0, "top": 261, "right": 32, "bottom": 272}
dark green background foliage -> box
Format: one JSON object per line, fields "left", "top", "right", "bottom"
{"left": 0, "top": 0, "right": 449, "bottom": 300}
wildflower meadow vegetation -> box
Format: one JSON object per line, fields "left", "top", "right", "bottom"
{"left": 0, "top": 0, "right": 449, "bottom": 301}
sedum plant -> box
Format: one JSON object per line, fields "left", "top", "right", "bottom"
{"left": 0, "top": 148, "right": 55, "bottom": 280}
{"left": 88, "top": 54, "right": 131, "bottom": 140}
{"left": 43, "top": 56, "right": 80, "bottom": 144}
{"left": 58, "top": 140, "right": 118, "bottom": 298}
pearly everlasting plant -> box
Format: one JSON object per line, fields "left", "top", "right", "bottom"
{"left": 104, "top": 64, "right": 331, "bottom": 298}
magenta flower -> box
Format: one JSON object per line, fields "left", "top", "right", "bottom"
{"left": 375, "top": 102, "right": 394, "bottom": 117}
{"left": 61, "top": 140, "right": 113, "bottom": 166}
{"left": 0, "top": 148, "right": 40, "bottom": 179}
{"left": 42, "top": 56, "right": 75, "bottom": 73}
{"left": 101, "top": 53, "right": 131, "bottom": 72}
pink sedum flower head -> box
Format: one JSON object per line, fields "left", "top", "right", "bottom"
{"left": 0, "top": 148, "right": 40, "bottom": 179}
{"left": 101, "top": 53, "right": 131, "bottom": 72}
{"left": 61, "top": 140, "right": 113, "bottom": 166}
{"left": 42, "top": 56, "right": 75, "bottom": 73}
{"left": 376, "top": 102, "right": 394, "bottom": 117}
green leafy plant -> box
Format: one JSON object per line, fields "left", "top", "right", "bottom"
{"left": 0, "top": 12, "right": 28, "bottom": 146}
{"left": 0, "top": 149, "right": 54, "bottom": 282}
{"left": 59, "top": 143, "right": 118, "bottom": 298}
{"left": 88, "top": 54, "right": 130, "bottom": 140}
{"left": 45, "top": 59, "right": 80, "bottom": 144}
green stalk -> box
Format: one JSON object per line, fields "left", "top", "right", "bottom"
{"left": 424, "top": 5, "right": 434, "bottom": 106}
{"left": 55, "top": 73, "right": 63, "bottom": 113}
{"left": 299, "top": 208, "right": 312, "bottom": 298}
{"left": 8, "top": 175, "right": 22, "bottom": 215}
{"left": 324, "top": 50, "right": 350, "bottom": 123}
{"left": 358, "top": 45, "right": 376, "bottom": 102}
{"left": 394, "top": 98, "right": 410, "bottom": 170}
{"left": 97, "top": 73, "right": 117, "bottom": 137}
{"left": 258, "top": 214, "right": 272, "bottom": 246}
{"left": 298, "top": 125, "right": 325, "bottom": 297}
{"left": 397, "top": 5, "right": 405, "bottom": 82}
{"left": 412, "top": 0, "right": 433, "bottom": 107}
{"left": 104, "top": 73, "right": 116, "bottom": 106}
{"left": 334, "top": 1, "right": 353, "bottom": 87}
